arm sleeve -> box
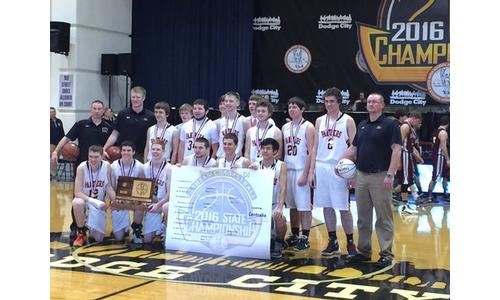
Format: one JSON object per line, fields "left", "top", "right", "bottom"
{"left": 65, "top": 121, "right": 79, "bottom": 141}
{"left": 113, "top": 112, "right": 123, "bottom": 133}
{"left": 391, "top": 123, "right": 403, "bottom": 145}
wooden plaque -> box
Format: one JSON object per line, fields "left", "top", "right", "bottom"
{"left": 111, "top": 176, "right": 154, "bottom": 211}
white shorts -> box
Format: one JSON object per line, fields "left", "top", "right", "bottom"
{"left": 144, "top": 211, "right": 162, "bottom": 235}
{"left": 285, "top": 169, "right": 312, "bottom": 211}
{"left": 313, "top": 161, "right": 349, "bottom": 210}
{"left": 87, "top": 202, "right": 106, "bottom": 234}
{"left": 111, "top": 210, "right": 130, "bottom": 233}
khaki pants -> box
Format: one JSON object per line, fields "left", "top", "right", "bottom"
{"left": 355, "top": 171, "right": 394, "bottom": 259}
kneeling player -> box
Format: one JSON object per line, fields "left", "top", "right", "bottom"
{"left": 254, "top": 138, "right": 287, "bottom": 259}
{"left": 110, "top": 140, "right": 145, "bottom": 242}
{"left": 143, "top": 139, "right": 172, "bottom": 243}
{"left": 72, "top": 145, "right": 116, "bottom": 246}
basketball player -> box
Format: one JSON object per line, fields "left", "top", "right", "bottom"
{"left": 396, "top": 112, "right": 424, "bottom": 214}
{"left": 425, "top": 116, "right": 450, "bottom": 202}
{"left": 110, "top": 141, "right": 145, "bottom": 242}
{"left": 51, "top": 99, "right": 113, "bottom": 245}
{"left": 245, "top": 95, "right": 275, "bottom": 128}
{"left": 72, "top": 145, "right": 115, "bottom": 246}
{"left": 281, "top": 97, "right": 315, "bottom": 251}
{"left": 177, "top": 99, "right": 218, "bottom": 162}
{"left": 244, "top": 99, "right": 282, "bottom": 163}
{"left": 390, "top": 108, "right": 407, "bottom": 204}
{"left": 308, "top": 87, "right": 357, "bottom": 256}
{"left": 257, "top": 138, "right": 287, "bottom": 259}
{"left": 144, "top": 101, "right": 179, "bottom": 164}
{"left": 181, "top": 137, "right": 217, "bottom": 167}
{"left": 176, "top": 103, "right": 193, "bottom": 130}
{"left": 215, "top": 92, "right": 248, "bottom": 159}
{"left": 103, "top": 86, "right": 156, "bottom": 161}
{"left": 143, "top": 139, "right": 172, "bottom": 243}
{"left": 216, "top": 133, "right": 251, "bottom": 169}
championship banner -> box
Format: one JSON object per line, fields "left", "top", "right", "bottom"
{"left": 252, "top": 0, "right": 449, "bottom": 108}
{"left": 357, "top": 0, "right": 450, "bottom": 104}
{"left": 166, "top": 166, "right": 274, "bottom": 260}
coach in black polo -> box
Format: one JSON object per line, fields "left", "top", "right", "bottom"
{"left": 104, "top": 86, "right": 156, "bottom": 161}
{"left": 51, "top": 99, "right": 113, "bottom": 167}
{"left": 338, "top": 92, "right": 402, "bottom": 268}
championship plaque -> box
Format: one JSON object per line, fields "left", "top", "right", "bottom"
{"left": 111, "top": 176, "right": 154, "bottom": 211}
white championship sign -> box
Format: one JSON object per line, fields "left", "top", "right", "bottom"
{"left": 166, "top": 166, "right": 274, "bottom": 259}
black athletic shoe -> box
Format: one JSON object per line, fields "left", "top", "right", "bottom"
{"left": 348, "top": 253, "right": 371, "bottom": 263}
{"left": 285, "top": 234, "right": 299, "bottom": 248}
{"left": 271, "top": 240, "right": 285, "bottom": 259}
{"left": 69, "top": 222, "right": 77, "bottom": 246}
{"left": 293, "top": 235, "right": 310, "bottom": 252}
{"left": 322, "top": 238, "right": 340, "bottom": 256}
{"left": 374, "top": 256, "right": 393, "bottom": 268}
{"left": 131, "top": 223, "right": 143, "bottom": 244}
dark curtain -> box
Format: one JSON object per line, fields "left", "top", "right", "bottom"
{"left": 131, "top": 0, "right": 253, "bottom": 110}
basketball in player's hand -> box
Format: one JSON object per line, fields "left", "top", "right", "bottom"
{"left": 61, "top": 143, "right": 80, "bottom": 161}
{"left": 106, "top": 146, "right": 122, "bottom": 162}
{"left": 336, "top": 158, "right": 357, "bottom": 179}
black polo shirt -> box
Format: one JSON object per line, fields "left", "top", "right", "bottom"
{"left": 353, "top": 114, "right": 402, "bottom": 173}
{"left": 50, "top": 118, "right": 65, "bottom": 145}
{"left": 66, "top": 118, "right": 113, "bottom": 164}
{"left": 114, "top": 107, "right": 156, "bottom": 154}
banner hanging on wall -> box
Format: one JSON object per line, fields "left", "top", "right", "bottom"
{"left": 251, "top": 0, "right": 449, "bottom": 108}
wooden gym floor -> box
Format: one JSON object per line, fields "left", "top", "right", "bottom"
{"left": 50, "top": 181, "right": 450, "bottom": 299}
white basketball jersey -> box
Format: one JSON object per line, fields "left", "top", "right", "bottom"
{"left": 146, "top": 124, "right": 176, "bottom": 162}
{"left": 216, "top": 156, "right": 245, "bottom": 169}
{"left": 260, "top": 160, "right": 282, "bottom": 205}
{"left": 110, "top": 159, "right": 144, "bottom": 188}
{"left": 216, "top": 114, "right": 246, "bottom": 158}
{"left": 180, "top": 118, "right": 218, "bottom": 158}
{"left": 316, "top": 113, "right": 350, "bottom": 163}
{"left": 144, "top": 161, "right": 170, "bottom": 203}
{"left": 283, "top": 119, "right": 312, "bottom": 170}
{"left": 81, "top": 161, "right": 110, "bottom": 201}
{"left": 186, "top": 154, "right": 216, "bottom": 167}
{"left": 248, "top": 123, "right": 278, "bottom": 163}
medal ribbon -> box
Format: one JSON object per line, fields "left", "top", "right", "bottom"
{"left": 290, "top": 118, "right": 305, "bottom": 147}
{"left": 225, "top": 113, "right": 240, "bottom": 133}
{"left": 259, "top": 159, "right": 276, "bottom": 170}
{"left": 150, "top": 161, "right": 167, "bottom": 187}
{"left": 119, "top": 159, "right": 136, "bottom": 177}
{"left": 154, "top": 123, "right": 171, "bottom": 141}
{"left": 86, "top": 161, "right": 103, "bottom": 195}
{"left": 224, "top": 155, "right": 239, "bottom": 169}
{"left": 255, "top": 122, "right": 273, "bottom": 154}
{"left": 195, "top": 155, "right": 211, "bottom": 167}
{"left": 192, "top": 117, "right": 209, "bottom": 142}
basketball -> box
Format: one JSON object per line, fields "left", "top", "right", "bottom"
{"left": 60, "top": 143, "right": 80, "bottom": 161}
{"left": 336, "top": 158, "right": 356, "bottom": 179}
{"left": 106, "top": 146, "right": 122, "bottom": 162}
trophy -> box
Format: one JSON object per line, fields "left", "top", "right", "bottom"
{"left": 110, "top": 176, "right": 154, "bottom": 211}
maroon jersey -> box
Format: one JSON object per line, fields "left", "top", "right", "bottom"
{"left": 402, "top": 121, "right": 417, "bottom": 155}
{"left": 398, "top": 121, "right": 417, "bottom": 185}
{"left": 431, "top": 126, "right": 450, "bottom": 180}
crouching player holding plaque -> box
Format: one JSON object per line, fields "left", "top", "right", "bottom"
{"left": 72, "top": 145, "right": 116, "bottom": 247}
{"left": 251, "top": 138, "right": 288, "bottom": 259}
{"left": 110, "top": 141, "right": 145, "bottom": 242}
{"left": 143, "top": 139, "right": 172, "bottom": 243}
